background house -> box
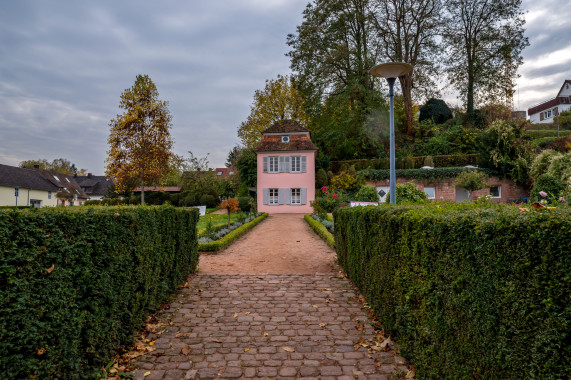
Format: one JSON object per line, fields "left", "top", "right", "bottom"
{"left": 0, "top": 164, "right": 59, "bottom": 207}
{"left": 254, "top": 120, "right": 317, "bottom": 213}
{"left": 528, "top": 80, "right": 571, "bottom": 123}
{"left": 75, "top": 173, "right": 113, "bottom": 201}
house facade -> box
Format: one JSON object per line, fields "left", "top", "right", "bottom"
{"left": 254, "top": 120, "right": 317, "bottom": 213}
{"left": 528, "top": 80, "right": 571, "bottom": 123}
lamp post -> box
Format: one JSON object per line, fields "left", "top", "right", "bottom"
{"left": 369, "top": 62, "right": 413, "bottom": 205}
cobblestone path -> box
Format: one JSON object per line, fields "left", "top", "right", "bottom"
{"left": 129, "top": 215, "right": 412, "bottom": 379}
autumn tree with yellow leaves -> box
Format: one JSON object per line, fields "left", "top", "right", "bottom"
{"left": 237, "top": 74, "right": 310, "bottom": 148}
{"left": 106, "top": 74, "right": 175, "bottom": 204}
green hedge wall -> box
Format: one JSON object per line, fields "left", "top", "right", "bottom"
{"left": 360, "top": 166, "right": 497, "bottom": 182}
{"left": 331, "top": 154, "right": 480, "bottom": 172}
{"left": 334, "top": 204, "right": 570, "bottom": 379}
{"left": 304, "top": 215, "right": 335, "bottom": 248}
{"left": 0, "top": 205, "right": 199, "bottom": 379}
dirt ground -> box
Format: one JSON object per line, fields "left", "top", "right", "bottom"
{"left": 199, "top": 213, "right": 337, "bottom": 274}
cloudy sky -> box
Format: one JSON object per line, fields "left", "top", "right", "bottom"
{"left": 1, "top": 0, "right": 570, "bottom": 175}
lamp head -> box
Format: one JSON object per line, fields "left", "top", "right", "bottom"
{"left": 369, "top": 62, "right": 413, "bottom": 79}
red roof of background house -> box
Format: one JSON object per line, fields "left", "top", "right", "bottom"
{"left": 214, "top": 167, "right": 238, "bottom": 178}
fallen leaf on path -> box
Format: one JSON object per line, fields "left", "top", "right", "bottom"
{"left": 46, "top": 264, "right": 54, "bottom": 274}
{"left": 312, "top": 305, "right": 318, "bottom": 309}
{"left": 263, "top": 332, "right": 269, "bottom": 337}
{"left": 176, "top": 333, "right": 190, "bottom": 338}
{"left": 181, "top": 347, "right": 190, "bottom": 355}
{"left": 233, "top": 313, "right": 238, "bottom": 318}
{"left": 244, "top": 348, "right": 250, "bottom": 352}
{"left": 144, "top": 371, "right": 151, "bottom": 377}
{"left": 282, "top": 346, "right": 295, "bottom": 352}
{"left": 37, "top": 347, "right": 45, "bottom": 355}
{"left": 319, "top": 323, "right": 327, "bottom": 327}
{"left": 406, "top": 370, "right": 416, "bottom": 378}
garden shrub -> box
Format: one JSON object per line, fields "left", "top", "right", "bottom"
{"left": 334, "top": 204, "right": 570, "bottom": 379}
{"left": 0, "top": 205, "right": 199, "bottom": 379}
{"left": 237, "top": 196, "right": 251, "bottom": 212}
{"left": 316, "top": 168, "right": 329, "bottom": 188}
{"left": 354, "top": 185, "right": 379, "bottom": 202}
{"left": 548, "top": 152, "right": 571, "bottom": 183}
{"left": 330, "top": 171, "right": 358, "bottom": 192}
{"left": 530, "top": 174, "right": 566, "bottom": 202}
{"left": 361, "top": 167, "right": 497, "bottom": 182}
{"left": 199, "top": 194, "right": 218, "bottom": 208}
{"left": 386, "top": 183, "right": 427, "bottom": 204}
{"left": 419, "top": 98, "right": 453, "bottom": 124}
{"left": 530, "top": 149, "right": 561, "bottom": 182}
{"left": 455, "top": 170, "right": 489, "bottom": 202}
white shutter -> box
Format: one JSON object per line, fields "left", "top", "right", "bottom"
{"left": 278, "top": 189, "right": 285, "bottom": 205}
{"left": 286, "top": 188, "right": 291, "bottom": 204}
{"left": 279, "top": 156, "right": 285, "bottom": 173}
{"left": 285, "top": 156, "right": 290, "bottom": 172}
{"left": 263, "top": 188, "right": 269, "bottom": 205}
{"left": 301, "top": 188, "right": 307, "bottom": 204}
{"left": 263, "top": 157, "right": 268, "bottom": 173}
{"left": 301, "top": 156, "right": 307, "bottom": 172}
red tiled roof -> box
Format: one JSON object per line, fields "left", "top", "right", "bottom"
{"left": 254, "top": 139, "right": 318, "bottom": 153}
{"left": 262, "top": 120, "right": 309, "bottom": 134}
{"left": 214, "top": 167, "right": 238, "bottom": 178}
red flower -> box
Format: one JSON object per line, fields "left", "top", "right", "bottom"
{"left": 332, "top": 193, "right": 338, "bottom": 199}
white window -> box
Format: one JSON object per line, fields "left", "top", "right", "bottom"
{"left": 65, "top": 178, "right": 71, "bottom": 183}
{"left": 53, "top": 175, "right": 60, "bottom": 181}
{"left": 281, "top": 135, "right": 290, "bottom": 143}
{"left": 424, "top": 187, "right": 435, "bottom": 199}
{"left": 269, "top": 156, "right": 279, "bottom": 173}
{"left": 490, "top": 186, "right": 501, "bottom": 198}
{"left": 544, "top": 110, "right": 552, "bottom": 119}
{"left": 291, "top": 188, "right": 301, "bottom": 204}
{"left": 48, "top": 191, "right": 52, "bottom": 199}
{"left": 269, "top": 188, "right": 279, "bottom": 205}
{"left": 229, "top": 171, "right": 234, "bottom": 175}
{"left": 15, "top": 188, "right": 19, "bottom": 197}
{"left": 291, "top": 156, "right": 301, "bottom": 172}
{"left": 217, "top": 171, "right": 222, "bottom": 176}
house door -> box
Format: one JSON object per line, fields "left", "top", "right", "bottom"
{"left": 455, "top": 187, "right": 470, "bottom": 203}
{"left": 376, "top": 186, "right": 390, "bottom": 203}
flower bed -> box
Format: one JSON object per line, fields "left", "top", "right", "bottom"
{"left": 304, "top": 214, "right": 335, "bottom": 248}
{"left": 198, "top": 213, "right": 268, "bottom": 252}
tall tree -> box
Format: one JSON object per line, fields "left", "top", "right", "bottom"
{"left": 370, "top": 0, "right": 443, "bottom": 136}
{"left": 20, "top": 158, "right": 86, "bottom": 175}
{"left": 237, "top": 74, "right": 310, "bottom": 148}
{"left": 443, "top": 0, "right": 528, "bottom": 124}
{"left": 287, "top": 0, "right": 386, "bottom": 160}
{"left": 226, "top": 145, "right": 243, "bottom": 168}
{"left": 106, "top": 74, "right": 175, "bottom": 204}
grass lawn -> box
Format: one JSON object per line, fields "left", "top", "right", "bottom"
{"left": 197, "top": 212, "right": 243, "bottom": 233}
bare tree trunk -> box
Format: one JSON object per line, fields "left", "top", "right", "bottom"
{"left": 399, "top": 74, "right": 415, "bottom": 136}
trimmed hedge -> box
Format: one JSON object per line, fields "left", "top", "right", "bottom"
{"left": 331, "top": 154, "right": 480, "bottom": 172}
{"left": 360, "top": 166, "right": 497, "bottom": 182}
{"left": 334, "top": 204, "right": 570, "bottom": 379}
{"left": 0, "top": 205, "right": 199, "bottom": 379}
{"left": 198, "top": 213, "right": 268, "bottom": 252}
{"left": 304, "top": 215, "right": 335, "bottom": 248}
{"left": 525, "top": 129, "right": 571, "bottom": 138}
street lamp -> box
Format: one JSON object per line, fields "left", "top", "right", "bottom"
{"left": 369, "top": 62, "right": 413, "bottom": 205}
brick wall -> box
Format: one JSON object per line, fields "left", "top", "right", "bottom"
{"left": 367, "top": 176, "right": 529, "bottom": 203}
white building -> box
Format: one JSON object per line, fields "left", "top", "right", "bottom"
{"left": 528, "top": 80, "right": 571, "bottom": 124}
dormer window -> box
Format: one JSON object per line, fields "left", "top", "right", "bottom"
{"left": 281, "top": 135, "right": 290, "bottom": 143}
{"left": 53, "top": 175, "right": 60, "bottom": 181}
{"left": 65, "top": 178, "right": 70, "bottom": 183}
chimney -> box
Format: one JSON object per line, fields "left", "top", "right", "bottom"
{"left": 33, "top": 164, "right": 40, "bottom": 169}
{"left": 87, "top": 173, "right": 92, "bottom": 178}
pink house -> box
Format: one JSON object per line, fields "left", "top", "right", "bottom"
{"left": 254, "top": 120, "right": 317, "bottom": 213}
